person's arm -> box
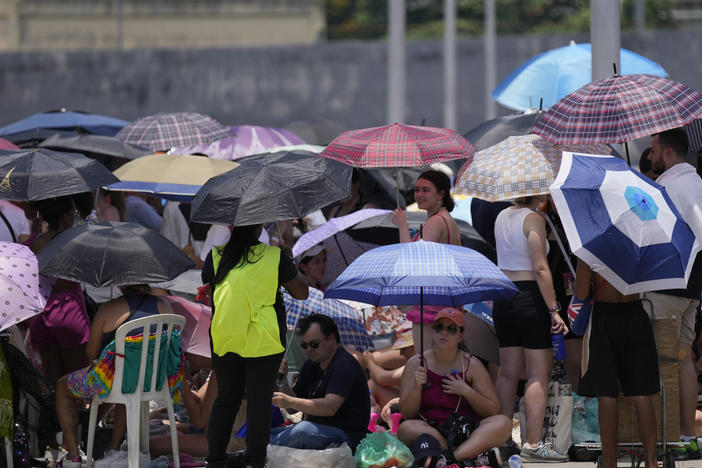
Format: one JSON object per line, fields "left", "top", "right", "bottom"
{"left": 363, "top": 351, "right": 404, "bottom": 387}
{"left": 392, "top": 208, "right": 412, "bottom": 243}
{"left": 85, "top": 298, "right": 126, "bottom": 361}
{"left": 182, "top": 374, "right": 217, "bottom": 429}
{"left": 441, "top": 357, "right": 500, "bottom": 418}
{"left": 279, "top": 251, "right": 309, "bottom": 299}
{"left": 398, "top": 354, "right": 425, "bottom": 419}
{"left": 575, "top": 258, "right": 593, "bottom": 300}
{"left": 271, "top": 391, "right": 345, "bottom": 417}
{"left": 524, "top": 213, "right": 567, "bottom": 334}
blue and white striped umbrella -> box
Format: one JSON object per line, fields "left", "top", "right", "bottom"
{"left": 550, "top": 152, "right": 700, "bottom": 294}
{"left": 283, "top": 287, "right": 373, "bottom": 350}
{"left": 324, "top": 240, "right": 517, "bottom": 307}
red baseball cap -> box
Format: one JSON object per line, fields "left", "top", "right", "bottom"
{"left": 433, "top": 307, "right": 465, "bottom": 328}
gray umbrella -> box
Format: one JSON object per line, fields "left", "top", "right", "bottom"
{"left": 38, "top": 133, "right": 151, "bottom": 163}
{"left": 190, "top": 149, "right": 352, "bottom": 226}
{"left": 0, "top": 148, "right": 119, "bottom": 201}
{"left": 463, "top": 112, "right": 543, "bottom": 151}
{"left": 38, "top": 222, "right": 194, "bottom": 288}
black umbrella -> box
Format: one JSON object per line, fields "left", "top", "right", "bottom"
{"left": 463, "top": 112, "right": 543, "bottom": 151}
{"left": 37, "top": 222, "right": 194, "bottom": 287}
{"left": 190, "top": 149, "right": 352, "bottom": 226}
{"left": 1, "top": 129, "right": 80, "bottom": 149}
{"left": 347, "top": 211, "right": 496, "bottom": 262}
{"left": 38, "top": 133, "right": 151, "bottom": 169}
{"left": 0, "top": 148, "right": 119, "bottom": 201}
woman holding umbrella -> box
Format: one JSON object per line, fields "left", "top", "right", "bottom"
{"left": 491, "top": 195, "right": 568, "bottom": 462}
{"left": 202, "top": 224, "right": 308, "bottom": 468}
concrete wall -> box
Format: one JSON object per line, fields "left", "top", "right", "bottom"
{"left": 1, "top": 29, "right": 701, "bottom": 143}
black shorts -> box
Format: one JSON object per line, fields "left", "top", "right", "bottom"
{"left": 579, "top": 301, "right": 660, "bottom": 398}
{"left": 493, "top": 281, "right": 552, "bottom": 350}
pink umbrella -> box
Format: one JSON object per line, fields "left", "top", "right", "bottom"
{"left": 0, "top": 138, "right": 19, "bottom": 150}
{"left": 172, "top": 125, "right": 305, "bottom": 160}
{"left": 0, "top": 242, "right": 54, "bottom": 331}
{"left": 162, "top": 295, "right": 212, "bottom": 359}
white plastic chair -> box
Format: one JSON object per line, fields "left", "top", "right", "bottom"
{"left": 86, "top": 314, "right": 185, "bottom": 468}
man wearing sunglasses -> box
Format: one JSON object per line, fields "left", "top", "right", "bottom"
{"left": 271, "top": 313, "right": 370, "bottom": 450}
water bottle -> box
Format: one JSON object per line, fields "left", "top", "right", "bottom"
{"left": 86, "top": 209, "right": 98, "bottom": 224}
{"left": 508, "top": 454, "right": 523, "bottom": 468}
{"left": 552, "top": 333, "right": 566, "bottom": 360}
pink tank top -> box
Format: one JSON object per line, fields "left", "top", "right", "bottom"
{"left": 419, "top": 356, "right": 480, "bottom": 425}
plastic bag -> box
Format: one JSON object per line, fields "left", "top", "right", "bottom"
{"left": 265, "top": 443, "right": 355, "bottom": 468}
{"left": 571, "top": 393, "right": 600, "bottom": 444}
{"left": 355, "top": 432, "right": 415, "bottom": 468}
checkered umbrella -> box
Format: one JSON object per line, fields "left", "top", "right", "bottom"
{"left": 685, "top": 118, "right": 702, "bottom": 153}
{"left": 283, "top": 288, "right": 374, "bottom": 350}
{"left": 532, "top": 74, "right": 702, "bottom": 145}
{"left": 453, "top": 134, "right": 608, "bottom": 202}
{"left": 325, "top": 240, "right": 517, "bottom": 358}
{"left": 116, "top": 112, "right": 231, "bottom": 151}
{"left": 319, "top": 123, "right": 474, "bottom": 168}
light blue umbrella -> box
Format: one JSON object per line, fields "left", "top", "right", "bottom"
{"left": 550, "top": 152, "right": 700, "bottom": 295}
{"left": 492, "top": 41, "right": 668, "bottom": 112}
{"left": 284, "top": 287, "right": 373, "bottom": 350}
{"left": 324, "top": 240, "right": 517, "bottom": 358}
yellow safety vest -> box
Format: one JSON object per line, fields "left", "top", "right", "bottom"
{"left": 210, "top": 243, "right": 283, "bottom": 358}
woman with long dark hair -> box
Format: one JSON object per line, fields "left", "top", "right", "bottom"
{"left": 201, "top": 224, "right": 308, "bottom": 468}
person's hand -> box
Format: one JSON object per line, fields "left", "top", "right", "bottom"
{"left": 362, "top": 350, "right": 375, "bottom": 367}
{"left": 442, "top": 373, "right": 470, "bottom": 396}
{"left": 380, "top": 401, "right": 395, "bottom": 426}
{"left": 413, "top": 366, "right": 427, "bottom": 388}
{"left": 391, "top": 208, "right": 408, "bottom": 228}
{"left": 551, "top": 311, "right": 568, "bottom": 335}
{"left": 272, "top": 392, "right": 293, "bottom": 408}
{"left": 278, "top": 358, "right": 288, "bottom": 375}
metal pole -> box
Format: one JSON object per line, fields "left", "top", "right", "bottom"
{"left": 443, "top": 0, "right": 457, "bottom": 130}
{"left": 590, "top": 0, "right": 620, "bottom": 81}
{"left": 116, "top": 0, "right": 124, "bottom": 49}
{"left": 387, "top": 0, "right": 406, "bottom": 124}
{"left": 634, "top": 0, "right": 645, "bottom": 34}
{"left": 484, "top": 0, "right": 497, "bottom": 119}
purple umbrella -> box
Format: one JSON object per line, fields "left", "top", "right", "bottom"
{"left": 172, "top": 125, "right": 305, "bottom": 160}
{"left": 292, "top": 208, "right": 391, "bottom": 258}
{"left": 0, "top": 242, "right": 54, "bottom": 332}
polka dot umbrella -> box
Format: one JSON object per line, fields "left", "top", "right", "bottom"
{"left": 0, "top": 242, "right": 54, "bottom": 332}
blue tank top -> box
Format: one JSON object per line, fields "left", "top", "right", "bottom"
{"left": 101, "top": 293, "right": 160, "bottom": 349}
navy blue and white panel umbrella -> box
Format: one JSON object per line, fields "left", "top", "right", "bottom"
{"left": 550, "top": 152, "right": 700, "bottom": 294}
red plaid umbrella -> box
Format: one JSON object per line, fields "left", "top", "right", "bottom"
{"left": 532, "top": 74, "right": 702, "bottom": 145}
{"left": 319, "top": 123, "right": 474, "bottom": 167}
{"left": 116, "top": 112, "right": 231, "bottom": 151}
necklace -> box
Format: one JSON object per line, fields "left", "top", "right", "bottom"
{"left": 427, "top": 205, "right": 443, "bottom": 218}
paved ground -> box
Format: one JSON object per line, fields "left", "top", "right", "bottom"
{"left": 526, "top": 459, "right": 702, "bottom": 468}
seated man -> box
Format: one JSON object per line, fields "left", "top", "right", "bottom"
{"left": 271, "top": 313, "right": 370, "bottom": 450}
{"left": 397, "top": 308, "right": 511, "bottom": 466}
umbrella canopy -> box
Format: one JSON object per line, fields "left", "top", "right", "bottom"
{"left": 550, "top": 152, "right": 700, "bottom": 294}
{"left": 38, "top": 133, "right": 151, "bottom": 162}
{"left": 0, "top": 110, "right": 128, "bottom": 137}
{"left": 0, "top": 242, "right": 54, "bottom": 332}
{"left": 0, "top": 129, "right": 80, "bottom": 149}
{"left": 531, "top": 74, "right": 702, "bottom": 145}
{"left": 292, "top": 208, "right": 391, "bottom": 258}
{"left": 162, "top": 295, "right": 212, "bottom": 359}
{"left": 190, "top": 150, "right": 352, "bottom": 226}
{"left": 493, "top": 42, "right": 668, "bottom": 112}
{"left": 0, "top": 148, "right": 119, "bottom": 201}
{"left": 320, "top": 123, "right": 474, "bottom": 168}
{"left": 284, "top": 288, "right": 374, "bottom": 350}
{"left": 463, "top": 112, "right": 543, "bottom": 152}
{"left": 685, "top": 118, "right": 702, "bottom": 153}
{"left": 116, "top": 112, "right": 231, "bottom": 151}
{"left": 453, "top": 134, "right": 608, "bottom": 202}
{"left": 0, "top": 139, "right": 19, "bottom": 150}
{"left": 37, "top": 221, "right": 194, "bottom": 287}
{"left": 172, "top": 125, "right": 306, "bottom": 160}
{"left": 325, "top": 240, "right": 517, "bottom": 307}
{"left": 107, "top": 154, "right": 239, "bottom": 201}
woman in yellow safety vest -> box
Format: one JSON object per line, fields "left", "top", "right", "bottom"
{"left": 201, "top": 224, "right": 308, "bottom": 468}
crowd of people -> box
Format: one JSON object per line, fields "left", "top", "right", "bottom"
{"left": 1, "top": 127, "right": 702, "bottom": 468}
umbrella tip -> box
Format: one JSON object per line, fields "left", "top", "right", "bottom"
{"left": 612, "top": 62, "right": 619, "bottom": 76}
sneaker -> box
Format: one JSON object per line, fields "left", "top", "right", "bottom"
{"left": 61, "top": 456, "right": 82, "bottom": 468}
{"left": 519, "top": 442, "right": 568, "bottom": 463}
{"left": 672, "top": 438, "right": 702, "bottom": 460}
{"left": 499, "top": 441, "right": 520, "bottom": 461}
{"left": 473, "top": 448, "right": 502, "bottom": 468}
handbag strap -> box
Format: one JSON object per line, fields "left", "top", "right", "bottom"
{"left": 453, "top": 352, "right": 472, "bottom": 411}
{"left": 545, "top": 213, "right": 575, "bottom": 277}
{"left": 590, "top": 280, "right": 608, "bottom": 303}
{"left": 0, "top": 209, "right": 16, "bottom": 243}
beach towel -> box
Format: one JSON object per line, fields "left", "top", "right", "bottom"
{"left": 84, "top": 330, "right": 185, "bottom": 403}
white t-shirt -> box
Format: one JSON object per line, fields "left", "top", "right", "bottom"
{"left": 0, "top": 200, "right": 30, "bottom": 242}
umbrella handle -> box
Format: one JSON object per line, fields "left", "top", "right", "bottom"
{"left": 419, "top": 286, "right": 424, "bottom": 367}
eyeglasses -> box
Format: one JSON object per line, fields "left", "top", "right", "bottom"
{"left": 432, "top": 323, "right": 460, "bottom": 334}
{"left": 300, "top": 335, "right": 328, "bottom": 350}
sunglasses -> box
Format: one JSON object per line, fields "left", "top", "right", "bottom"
{"left": 300, "top": 335, "right": 328, "bottom": 350}
{"left": 432, "top": 323, "right": 460, "bottom": 335}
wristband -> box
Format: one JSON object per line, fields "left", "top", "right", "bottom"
{"left": 548, "top": 303, "right": 561, "bottom": 314}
